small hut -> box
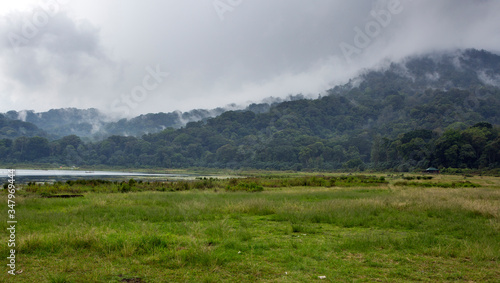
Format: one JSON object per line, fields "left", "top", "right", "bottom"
{"left": 425, "top": 167, "right": 440, "bottom": 174}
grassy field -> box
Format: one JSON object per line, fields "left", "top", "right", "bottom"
{"left": 1, "top": 174, "right": 499, "bottom": 282}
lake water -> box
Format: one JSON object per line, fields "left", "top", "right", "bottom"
{"left": 0, "top": 169, "right": 188, "bottom": 183}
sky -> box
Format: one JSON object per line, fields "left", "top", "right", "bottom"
{"left": 0, "top": 0, "right": 499, "bottom": 117}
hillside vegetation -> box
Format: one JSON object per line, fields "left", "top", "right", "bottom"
{"left": 1, "top": 49, "right": 500, "bottom": 171}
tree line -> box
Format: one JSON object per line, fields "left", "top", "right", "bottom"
{"left": 1, "top": 115, "right": 498, "bottom": 171}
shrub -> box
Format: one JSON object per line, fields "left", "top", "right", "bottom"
{"left": 119, "top": 183, "right": 131, "bottom": 193}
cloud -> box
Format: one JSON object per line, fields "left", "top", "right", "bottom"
{"left": 379, "top": 0, "right": 500, "bottom": 57}
{"left": 0, "top": 8, "right": 118, "bottom": 111}
{"left": 0, "top": 0, "right": 499, "bottom": 117}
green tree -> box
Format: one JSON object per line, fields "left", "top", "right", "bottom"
{"left": 216, "top": 144, "right": 237, "bottom": 163}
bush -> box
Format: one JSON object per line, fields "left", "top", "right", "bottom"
{"left": 119, "top": 183, "right": 131, "bottom": 193}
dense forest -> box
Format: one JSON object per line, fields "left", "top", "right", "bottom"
{"left": 1, "top": 49, "right": 500, "bottom": 171}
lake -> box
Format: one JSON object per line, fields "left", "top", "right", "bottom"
{"left": 0, "top": 169, "right": 189, "bottom": 183}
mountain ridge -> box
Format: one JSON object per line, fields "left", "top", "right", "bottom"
{"left": 1, "top": 48, "right": 500, "bottom": 171}
{"left": 2, "top": 95, "right": 306, "bottom": 140}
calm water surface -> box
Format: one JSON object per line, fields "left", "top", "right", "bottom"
{"left": 0, "top": 169, "right": 187, "bottom": 183}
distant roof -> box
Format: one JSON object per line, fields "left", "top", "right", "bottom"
{"left": 426, "top": 167, "right": 439, "bottom": 171}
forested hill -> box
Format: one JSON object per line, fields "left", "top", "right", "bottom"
{"left": 2, "top": 107, "right": 229, "bottom": 140}
{"left": 0, "top": 114, "right": 47, "bottom": 139}
{"left": 326, "top": 49, "right": 500, "bottom": 136}
{"left": 2, "top": 102, "right": 284, "bottom": 140}
{"left": 1, "top": 49, "right": 500, "bottom": 171}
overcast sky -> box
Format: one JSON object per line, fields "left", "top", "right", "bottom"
{"left": 1, "top": 0, "right": 499, "bottom": 117}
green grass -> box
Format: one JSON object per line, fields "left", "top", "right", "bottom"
{"left": 1, "top": 175, "right": 499, "bottom": 282}
{"left": 394, "top": 180, "right": 481, "bottom": 188}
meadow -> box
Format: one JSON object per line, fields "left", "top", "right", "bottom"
{"left": 1, "top": 173, "right": 499, "bottom": 282}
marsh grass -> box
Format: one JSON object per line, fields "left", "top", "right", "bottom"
{"left": 0, "top": 175, "right": 499, "bottom": 282}
{"left": 19, "top": 175, "right": 387, "bottom": 196}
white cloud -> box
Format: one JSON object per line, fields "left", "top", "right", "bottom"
{"left": 0, "top": 0, "right": 499, "bottom": 116}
